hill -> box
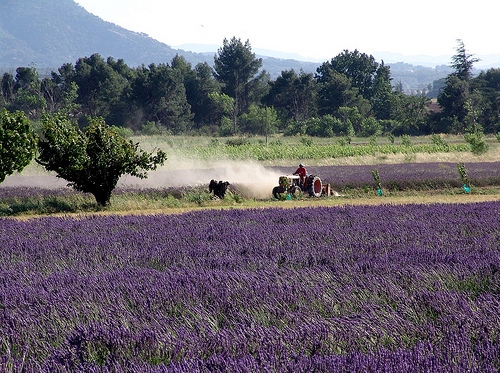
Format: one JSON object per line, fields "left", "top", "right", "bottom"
{"left": 1, "top": 0, "right": 498, "bottom": 91}
{"left": 0, "top": 0, "right": 318, "bottom": 78}
{"left": 0, "top": 0, "right": 209, "bottom": 68}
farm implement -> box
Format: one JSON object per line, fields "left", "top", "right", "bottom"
{"left": 272, "top": 174, "right": 329, "bottom": 199}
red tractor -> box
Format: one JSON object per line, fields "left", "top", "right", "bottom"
{"left": 272, "top": 174, "right": 323, "bottom": 199}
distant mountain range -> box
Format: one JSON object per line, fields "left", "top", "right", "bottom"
{"left": 1, "top": 0, "right": 499, "bottom": 92}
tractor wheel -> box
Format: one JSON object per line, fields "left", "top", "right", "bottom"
{"left": 291, "top": 186, "right": 302, "bottom": 195}
{"left": 308, "top": 176, "right": 322, "bottom": 197}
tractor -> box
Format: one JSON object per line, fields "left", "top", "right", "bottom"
{"left": 272, "top": 174, "right": 323, "bottom": 199}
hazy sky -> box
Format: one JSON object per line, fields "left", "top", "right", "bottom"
{"left": 75, "top": 0, "right": 498, "bottom": 61}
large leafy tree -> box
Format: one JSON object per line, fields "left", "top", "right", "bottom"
{"left": 36, "top": 114, "right": 167, "bottom": 206}
{"left": 12, "top": 67, "right": 46, "bottom": 118}
{"left": 316, "top": 68, "right": 366, "bottom": 116}
{"left": 392, "top": 93, "right": 431, "bottom": 135}
{"left": 172, "top": 56, "right": 220, "bottom": 128}
{"left": 451, "top": 39, "right": 479, "bottom": 81}
{"left": 0, "top": 73, "right": 16, "bottom": 108}
{"left": 317, "top": 49, "right": 379, "bottom": 100}
{"left": 130, "top": 62, "right": 193, "bottom": 133}
{"left": 41, "top": 71, "right": 79, "bottom": 115}
{"left": 72, "top": 54, "right": 128, "bottom": 122}
{"left": 266, "top": 69, "right": 317, "bottom": 122}
{"left": 0, "top": 108, "right": 37, "bottom": 184}
{"left": 473, "top": 68, "right": 500, "bottom": 133}
{"left": 371, "top": 61, "right": 395, "bottom": 120}
{"left": 213, "top": 37, "right": 263, "bottom": 133}
{"left": 437, "top": 40, "right": 482, "bottom": 133}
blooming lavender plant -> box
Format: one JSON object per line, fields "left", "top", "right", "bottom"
{"left": 0, "top": 202, "right": 499, "bottom": 371}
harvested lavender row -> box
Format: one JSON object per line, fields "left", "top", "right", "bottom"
{"left": 1, "top": 202, "right": 499, "bottom": 371}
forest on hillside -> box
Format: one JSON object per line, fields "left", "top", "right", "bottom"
{"left": 1, "top": 38, "right": 498, "bottom": 138}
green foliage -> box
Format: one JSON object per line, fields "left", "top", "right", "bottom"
{"left": 451, "top": 39, "right": 479, "bottom": 81}
{"left": 306, "top": 115, "right": 354, "bottom": 137}
{"left": 430, "top": 134, "right": 449, "bottom": 150}
{"left": 3, "top": 37, "right": 500, "bottom": 138}
{"left": 130, "top": 62, "right": 193, "bottom": 133}
{"left": 371, "top": 169, "right": 382, "bottom": 194}
{"left": 213, "top": 37, "right": 263, "bottom": 134}
{"left": 225, "top": 138, "right": 250, "bottom": 146}
{"left": 140, "top": 121, "right": 168, "bottom": 136}
{"left": 464, "top": 131, "right": 489, "bottom": 155}
{"left": 337, "top": 136, "right": 351, "bottom": 146}
{"left": 401, "top": 135, "right": 412, "bottom": 147}
{"left": 265, "top": 69, "right": 316, "bottom": 122}
{"left": 218, "top": 117, "right": 233, "bottom": 137}
{"left": 208, "top": 92, "right": 234, "bottom": 118}
{"left": 209, "top": 138, "right": 220, "bottom": 147}
{"left": 238, "top": 105, "right": 279, "bottom": 135}
{"left": 36, "top": 114, "right": 167, "bottom": 206}
{"left": 457, "top": 162, "right": 472, "bottom": 193}
{"left": 179, "top": 140, "right": 468, "bottom": 162}
{"left": 317, "top": 49, "right": 379, "bottom": 100}
{"left": 496, "top": 132, "right": 500, "bottom": 142}
{"left": 457, "top": 163, "right": 470, "bottom": 187}
{"left": 110, "top": 125, "right": 134, "bottom": 138}
{"left": 0, "top": 109, "right": 37, "bottom": 183}
{"left": 387, "top": 133, "right": 395, "bottom": 144}
{"left": 359, "top": 117, "right": 381, "bottom": 137}
{"left": 299, "top": 137, "right": 313, "bottom": 146}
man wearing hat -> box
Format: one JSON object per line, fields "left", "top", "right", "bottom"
{"left": 293, "top": 163, "right": 307, "bottom": 187}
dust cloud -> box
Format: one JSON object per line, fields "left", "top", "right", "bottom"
{"left": 2, "top": 158, "right": 292, "bottom": 200}
{"left": 120, "top": 158, "right": 287, "bottom": 199}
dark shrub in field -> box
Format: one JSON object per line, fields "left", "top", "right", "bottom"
{"left": 1, "top": 202, "right": 499, "bottom": 371}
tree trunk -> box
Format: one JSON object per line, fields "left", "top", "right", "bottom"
{"left": 93, "top": 188, "right": 113, "bottom": 206}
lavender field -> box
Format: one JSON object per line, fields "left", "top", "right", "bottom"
{"left": 1, "top": 161, "right": 499, "bottom": 217}
{"left": 270, "top": 161, "right": 500, "bottom": 191}
{"left": 1, "top": 202, "right": 499, "bottom": 372}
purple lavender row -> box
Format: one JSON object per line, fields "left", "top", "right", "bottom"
{"left": 1, "top": 202, "right": 499, "bottom": 371}
{"left": 270, "top": 161, "right": 500, "bottom": 190}
{"left": 1, "top": 162, "right": 499, "bottom": 201}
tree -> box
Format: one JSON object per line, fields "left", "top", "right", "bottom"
{"left": 0, "top": 109, "right": 37, "bottom": 184}
{"left": 316, "top": 69, "right": 365, "bottom": 116}
{"left": 213, "top": 37, "right": 263, "bottom": 134}
{"left": 473, "top": 68, "right": 500, "bottom": 133}
{"left": 266, "top": 69, "right": 317, "bottom": 122}
{"left": 238, "top": 104, "right": 279, "bottom": 135}
{"left": 36, "top": 114, "right": 167, "bottom": 206}
{"left": 172, "top": 56, "right": 221, "bottom": 128}
{"left": 437, "top": 40, "right": 482, "bottom": 133}
{"left": 130, "top": 63, "right": 193, "bottom": 133}
{"left": 392, "top": 93, "right": 431, "bottom": 135}
{"left": 317, "top": 49, "right": 379, "bottom": 100}
{"left": 73, "top": 54, "right": 128, "bottom": 122}
{"left": 13, "top": 67, "right": 46, "bottom": 118}
{"left": 41, "top": 72, "right": 79, "bottom": 115}
{"left": 371, "top": 61, "right": 395, "bottom": 120}
{"left": 0, "top": 73, "right": 16, "bottom": 108}
{"left": 190, "top": 62, "right": 222, "bottom": 128}
{"left": 451, "top": 39, "right": 479, "bottom": 81}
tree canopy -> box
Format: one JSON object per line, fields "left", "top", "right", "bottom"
{"left": 1, "top": 39, "right": 500, "bottom": 138}
{"left": 0, "top": 108, "right": 37, "bottom": 184}
{"left": 213, "top": 37, "right": 263, "bottom": 134}
{"left": 36, "top": 114, "right": 167, "bottom": 206}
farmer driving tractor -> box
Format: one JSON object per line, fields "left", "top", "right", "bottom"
{"left": 293, "top": 163, "right": 307, "bottom": 187}
{"left": 272, "top": 163, "right": 323, "bottom": 198}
